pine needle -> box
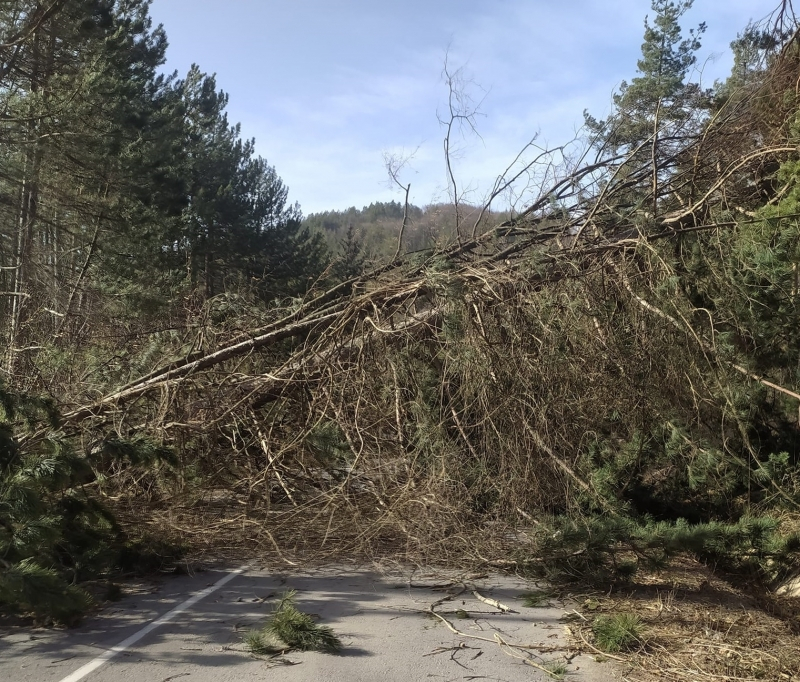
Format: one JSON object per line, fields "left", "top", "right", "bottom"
{"left": 263, "top": 590, "right": 342, "bottom": 653}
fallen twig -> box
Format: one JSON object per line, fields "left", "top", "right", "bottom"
{"left": 472, "top": 590, "right": 515, "bottom": 613}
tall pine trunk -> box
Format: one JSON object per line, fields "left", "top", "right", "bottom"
{"left": 5, "top": 21, "right": 55, "bottom": 376}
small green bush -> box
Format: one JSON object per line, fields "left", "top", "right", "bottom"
{"left": 592, "top": 613, "right": 644, "bottom": 653}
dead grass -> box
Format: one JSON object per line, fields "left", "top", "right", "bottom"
{"left": 569, "top": 558, "right": 800, "bottom": 682}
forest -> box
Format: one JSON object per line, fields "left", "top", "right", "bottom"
{"left": 3, "top": 0, "right": 800, "bottom": 677}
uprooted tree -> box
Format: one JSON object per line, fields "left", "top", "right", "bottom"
{"left": 5, "top": 0, "right": 800, "bottom": 622}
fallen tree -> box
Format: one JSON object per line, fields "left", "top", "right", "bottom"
{"left": 8, "top": 6, "right": 800, "bottom": 652}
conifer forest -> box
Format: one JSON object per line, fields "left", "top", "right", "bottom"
{"left": 4, "top": 0, "right": 800, "bottom": 676}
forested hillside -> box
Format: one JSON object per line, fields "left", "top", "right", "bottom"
{"left": 304, "top": 200, "right": 507, "bottom": 274}
{"left": 4, "top": 5, "right": 800, "bottom": 676}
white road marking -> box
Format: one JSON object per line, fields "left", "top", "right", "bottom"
{"left": 58, "top": 564, "right": 249, "bottom": 682}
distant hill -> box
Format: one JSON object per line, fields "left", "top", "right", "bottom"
{"left": 303, "top": 200, "right": 510, "bottom": 267}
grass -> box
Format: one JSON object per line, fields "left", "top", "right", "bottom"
{"left": 591, "top": 613, "right": 645, "bottom": 653}
{"left": 254, "top": 590, "right": 342, "bottom": 654}
{"left": 544, "top": 660, "right": 568, "bottom": 679}
{"left": 519, "top": 589, "right": 554, "bottom": 607}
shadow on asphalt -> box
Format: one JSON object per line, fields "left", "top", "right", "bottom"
{"left": 0, "top": 566, "right": 603, "bottom": 682}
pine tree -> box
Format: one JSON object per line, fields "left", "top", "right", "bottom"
{"left": 176, "top": 66, "right": 327, "bottom": 300}
{"left": 580, "top": 0, "right": 709, "bottom": 240}
{"left": 585, "top": 0, "right": 707, "bottom": 152}
{"left": 0, "top": 382, "right": 101, "bottom": 623}
{"left": 0, "top": 0, "right": 186, "bottom": 362}
{"left": 332, "top": 224, "right": 366, "bottom": 281}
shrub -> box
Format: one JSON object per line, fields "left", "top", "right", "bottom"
{"left": 592, "top": 613, "right": 645, "bottom": 653}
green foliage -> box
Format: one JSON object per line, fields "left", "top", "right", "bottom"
{"left": 0, "top": 380, "right": 181, "bottom": 622}
{"left": 544, "top": 661, "right": 568, "bottom": 679}
{"left": 305, "top": 201, "right": 506, "bottom": 265}
{"left": 0, "top": 0, "right": 330, "bottom": 373}
{"left": 0, "top": 384, "right": 103, "bottom": 621}
{"left": 332, "top": 224, "right": 367, "bottom": 281}
{"left": 592, "top": 613, "right": 645, "bottom": 653}
{"left": 715, "top": 24, "right": 778, "bottom": 101}
{"left": 0, "top": 383, "right": 59, "bottom": 431}
{"left": 303, "top": 421, "right": 351, "bottom": 469}
{"left": 583, "top": 421, "right": 751, "bottom": 520}
{"left": 173, "top": 66, "right": 329, "bottom": 301}
{"left": 243, "top": 628, "right": 283, "bottom": 655}
{"left": 628, "top": 1, "right": 704, "bottom": 102}
{"left": 305, "top": 201, "right": 424, "bottom": 261}
{"left": 0, "top": 559, "right": 93, "bottom": 625}
{"left": 586, "top": 0, "right": 708, "bottom": 152}
{"left": 96, "top": 435, "right": 176, "bottom": 468}
{"left": 261, "top": 590, "right": 342, "bottom": 653}
{"left": 530, "top": 515, "right": 800, "bottom": 585}
{"left": 519, "top": 589, "right": 554, "bottom": 607}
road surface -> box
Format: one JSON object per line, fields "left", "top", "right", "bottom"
{"left": 0, "top": 564, "right": 623, "bottom": 681}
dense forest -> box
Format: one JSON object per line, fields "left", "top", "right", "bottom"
{"left": 303, "top": 200, "right": 506, "bottom": 270}
{"left": 3, "top": 3, "right": 800, "bottom": 673}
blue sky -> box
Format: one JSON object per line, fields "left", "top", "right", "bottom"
{"left": 148, "top": 0, "right": 778, "bottom": 214}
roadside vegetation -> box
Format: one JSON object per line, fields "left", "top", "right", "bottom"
{"left": 592, "top": 613, "right": 645, "bottom": 653}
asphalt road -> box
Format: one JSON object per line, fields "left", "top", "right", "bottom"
{"left": 0, "top": 565, "right": 623, "bottom": 681}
